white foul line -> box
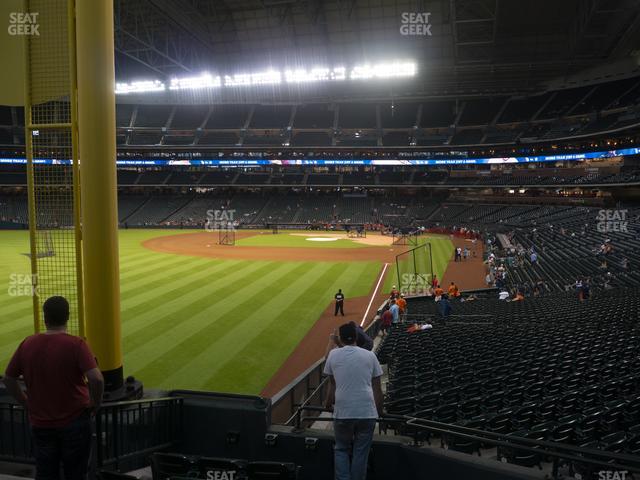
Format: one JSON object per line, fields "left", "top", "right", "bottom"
{"left": 361, "top": 262, "right": 389, "bottom": 327}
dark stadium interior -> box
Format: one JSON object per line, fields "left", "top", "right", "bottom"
{"left": 3, "top": 0, "right": 640, "bottom": 479}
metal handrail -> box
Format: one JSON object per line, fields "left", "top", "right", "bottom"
{"left": 291, "top": 405, "right": 640, "bottom": 477}
{"left": 405, "top": 416, "right": 640, "bottom": 476}
{"left": 279, "top": 300, "right": 387, "bottom": 428}
{"left": 0, "top": 396, "right": 184, "bottom": 471}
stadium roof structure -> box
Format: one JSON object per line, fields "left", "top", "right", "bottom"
{"left": 114, "top": 0, "right": 640, "bottom": 97}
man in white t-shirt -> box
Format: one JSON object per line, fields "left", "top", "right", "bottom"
{"left": 324, "top": 322, "right": 383, "bottom": 480}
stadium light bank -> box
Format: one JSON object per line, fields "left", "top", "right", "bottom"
{"left": 115, "top": 61, "right": 417, "bottom": 94}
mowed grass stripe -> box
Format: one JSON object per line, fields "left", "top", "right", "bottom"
{"left": 121, "top": 260, "right": 279, "bottom": 350}
{"left": 119, "top": 257, "right": 225, "bottom": 299}
{"left": 119, "top": 259, "right": 238, "bottom": 309}
{"left": 0, "top": 330, "right": 32, "bottom": 367}
{"left": 199, "top": 261, "right": 379, "bottom": 393}
{"left": 120, "top": 260, "right": 256, "bottom": 340}
{"left": 127, "top": 261, "right": 307, "bottom": 386}
{"left": 117, "top": 251, "right": 161, "bottom": 266}
{"left": 158, "top": 261, "right": 343, "bottom": 391}
{"left": 171, "top": 261, "right": 356, "bottom": 389}
{"left": 118, "top": 253, "right": 197, "bottom": 280}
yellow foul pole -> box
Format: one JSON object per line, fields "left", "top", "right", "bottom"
{"left": 75, "top": 0, "right": 123, "bottom": 390}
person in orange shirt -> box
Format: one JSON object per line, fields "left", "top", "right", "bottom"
{"left": 434, "top": 286, "right": 444, "bottom": 301}
{"left": 514, "top": 290, "right": 525, "bottom": 301}
{"left": 396, "top": 294, "right": 407, "bottom": 320}
{"left": 448, "top": 282, "right": 460, "bottom": 298}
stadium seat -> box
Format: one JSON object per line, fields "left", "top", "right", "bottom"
{"left": 247, "top": 461, "right": 298, "bottom": 479}
{"left": 150, "top": 452, "right": 198, "bottom": 479}
{"left": 198, "top": 457, "right": 248, "bottom": 477}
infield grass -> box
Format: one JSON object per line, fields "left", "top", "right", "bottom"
{"left": 235, "top": 232, "right": 367, "bottom": 249}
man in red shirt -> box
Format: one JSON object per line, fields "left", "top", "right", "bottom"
{"left": 3, "top": 296, "right": 104, "bottom": 479}
{"left": 380, "top": 306, "right": 393, "bottom": 336}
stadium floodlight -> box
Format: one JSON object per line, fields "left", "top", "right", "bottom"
{"left": 224, "top": 70, "right": 282, "bottom": 87}
{"left": 332, "top": 66, "right": 347, "bottom": 80}
{"left": 350, "top": 61, "right": 416, "bottom": 80}
{"left": 169, "top": 73, "right": 221, "bottom": 90}
{"left": 285, "top": 67, "right": 329, "bottom": 83}
{"left": 115, "top": 79, "right": 165, "bottom": 94}
{"left": 114, "top": 61, "right": 416, "bottom": 94}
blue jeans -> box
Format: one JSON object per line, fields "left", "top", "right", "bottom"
{"left": 333, "top": 418, "right": 377, "bottom": 480}
{"left": 31, "top": 411, "right": 92, "bottom": 480}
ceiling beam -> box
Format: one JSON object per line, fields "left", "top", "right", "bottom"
{"left": 146, "top": 0, "right": 214, "bottom": 51}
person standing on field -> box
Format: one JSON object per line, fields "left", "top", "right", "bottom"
{"left": 335, "top": 289, "right": 345, "bottom": 316}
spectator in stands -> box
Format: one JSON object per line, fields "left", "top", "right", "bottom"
{"left": 438, "top": 294, "right": 452, "bottom": 318}
{"left": 485, "top": 272, "right": 493, "bottom": 287}
{"left": 581, "top": 279, "right": 591, "bottom": 301}
{"left": 530, "top": 250, "right": 538, "bottom": 265}
{"left": 351, "top": 321, "right": 374, "bottom": 351}
{"left": 396, "top": 294, "right": 407, "bottom": 320}
{"left": 324, "top": 322, "right": 383, "bottom": 480}
{"left": 621, "top": 257, "right": 630, "bottom": 270}
{"left": 434, "top": 285, "right": 444, "bottom": 302}
{"left": 379, "top": 306, "right": 393, "bottom": 337}
{"left": 513, "top": 290, "right": 525, "bottom": 302}
{"left": 334, "top": 289, "right": 345, "bottom": 316}
{"left": 3, "top": 296, "right": 104, "bottom": 479}
{"left": 575, "top": 278, "right": 585, "bottom": 301}
{"left": 431, "top": 275, "right": 440, "bottom": 289}
{"left": 448, "top": 282, "right": 460, "bottom": 298}
{"left": 389, "top": 299, "right": 400, "bottom": 324}
{"left": 498, "top": 288, "right": 510, "bottom": 301}
{"left": 390, "top": 285, "right": 399, "bottom": 299}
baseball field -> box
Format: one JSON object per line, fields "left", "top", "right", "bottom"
{"left": 0, "top": 229, "right": 463, "bottom": 395}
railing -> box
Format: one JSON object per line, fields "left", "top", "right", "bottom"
{"left": 0, "top": 403, "right": 32, "bottom": 464}
{"left": 404, "top": 416, "right": 640, "bottom": 478}
{"left": 95, "top": 396, "right": 183, "bottom": 470}
{"left": 291, "top": 406, "right": 640, "bottom": 479}
{"left": 272, "top": 300, "right": 387, "bottom": 426}
{"left": 0, "top": 396, "right": 183, "bottom": 470}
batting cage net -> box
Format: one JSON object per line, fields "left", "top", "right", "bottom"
{"left": 392, "top": 230, "right": 419, "bottom": 246}
{"left": 25, "top": 0, "right": 84, "bottom": 335}
{"left": 395, "top": 242, "right": 433, "bottom": 297}
{"left": 218, "top": 228, "right": 236, "bottom": 245}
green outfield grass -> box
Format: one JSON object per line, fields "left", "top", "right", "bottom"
{"left": 0, "top": 229, "right": 455, "bottom": 395}
{"left": 235, "top": 232, "right": 366, "bottom": 249}
{"left": 0, "top": 229, "right": 380, "bottom": 394}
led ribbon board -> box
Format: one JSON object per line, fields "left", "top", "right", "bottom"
{"left": 0, "top": 146, "right": 637, "bottom": 167}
